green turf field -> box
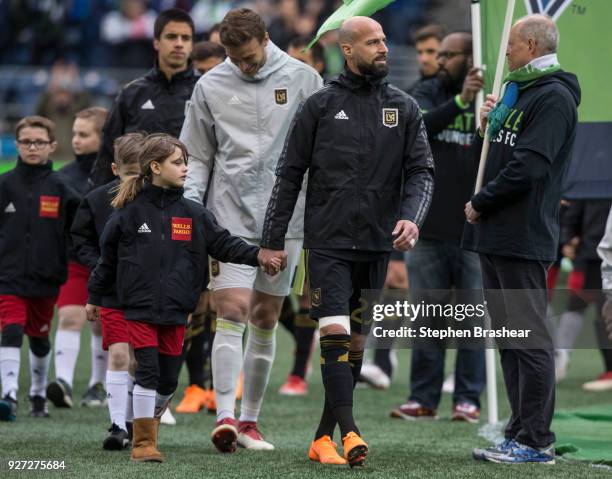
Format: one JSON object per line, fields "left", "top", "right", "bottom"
{"left": 0, "top": 159, "right": 68, "bottom": 174}
{"left": 1, "top": 322, "right": 611, "bottom": 479}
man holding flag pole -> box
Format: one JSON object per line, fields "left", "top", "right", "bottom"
{"left": 463, "top": 12, "right": 581, "bottom": 464}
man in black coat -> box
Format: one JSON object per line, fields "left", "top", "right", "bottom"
{"left": 465, "top": 14, "right": 581, "bottom": 464}
{"left": 260, "top": 17, "right": 434, "bottom": 467}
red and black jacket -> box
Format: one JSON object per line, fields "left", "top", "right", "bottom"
{"left": 88, "top": 182, "right": 260, "bottom": 325}
{"left": 0, "top": 158, "right": 80, "bottom": 297}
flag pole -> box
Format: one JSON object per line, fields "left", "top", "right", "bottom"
{"left": 474, "top": 0, "right": 516, "bottom": 193}
{"left": 471, "top": 0, "right": 500, "bottom": 427}
{"left": 471, "top": 0, "right": 484, "bottom": 130}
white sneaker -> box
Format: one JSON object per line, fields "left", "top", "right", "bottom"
{"left": 160, "top": 407, "right": 176, "bottom": 425}
{"left": 555, "top": 349, "right": 570, "bottom": 383}
{"left": 359, "top": 364, "right": 390, "bottom": 390}
{"left": 442, "top": 374, "right": 455, "bottom": 394}
{"left": 582, "top": 372, "right": 612, "bottom": 392}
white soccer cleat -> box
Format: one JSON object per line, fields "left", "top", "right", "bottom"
{"left": 359, "top": 364, "right": 390, "bottom": 390}
{"left": 160, "top": 407, "right": 176, "bottom": 425}
{"left": 237, "top": 421, "right": 275, "bottom": 450}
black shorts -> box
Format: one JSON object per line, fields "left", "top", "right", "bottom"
{"left": 307, "top": 249, "right": 390, "bottom": 334}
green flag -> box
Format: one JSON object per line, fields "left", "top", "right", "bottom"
{"left": 479, "top": 0, "right": 612, "bottom": 199}
{"left": 307, "top": 0, "right": 396, "bottom": 49}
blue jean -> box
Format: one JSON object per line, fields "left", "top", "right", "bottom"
{"left": 406, "top": 238, "right": 486, "bottom": 408}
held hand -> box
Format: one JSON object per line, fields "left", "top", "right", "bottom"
{"left": 465, "top": 201, "right": 482, "bottom": 224}
{"left": 603, "top": 300, "right": 612, "bottom": 340}
{"left": 392, "top": 220, "right": 419, "bottom": 251}
{"left": 257, "top": 248, "right": 288, "bottom": 275}
{"left": 479, "top": 94, "right": 498, "bottom": 136}
{"left": 460, "top": 68, "right": 485, "bottom": 104}
{"left": 85, "top": 303, "right": 100, "bottom": 322}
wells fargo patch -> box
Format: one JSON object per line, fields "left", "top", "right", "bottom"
{"left": 39, "top": 195, "right": 60, "bottom": 218}
{"left": 171, "top": 217, "right": 192, "bottom": 241}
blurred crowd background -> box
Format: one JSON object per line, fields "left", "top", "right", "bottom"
{"left": 0, "top": 0, "right": 472, "bottom": 161}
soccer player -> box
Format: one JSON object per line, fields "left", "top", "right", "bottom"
{"left": 192, "top": 40, "right": 226, "bottom": 75}
{"left": 0, "top": 116, "right": 80, "bottom": 421}
{"left": 47, "top": 107, "right": 109, "bottom": 409}
{"left": 180, "top": 8, "right": 322, "bottom": 452}
{"left": 90, "top": 8, "right": 198, "bottom": 187}
{"left": 260, "top": 17, "right": 434, "bottom": 467}
{"left": 71, "top": 132, "right": 144, "bottom": 449}
{"left": 86, "top": 134, "right": 282, "bottom": 462}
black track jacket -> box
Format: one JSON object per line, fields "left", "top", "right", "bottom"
{"left": 261, "top": 68, "right": 434, "bottom": 252}
{"left": 0, "top": 159, "right": 80, "bottom": 297}
{"left": 88, "top": 182, "right": 260, "bottom": 325}
{"left": 91, "top": 64, "right": 198, "bottom": 187}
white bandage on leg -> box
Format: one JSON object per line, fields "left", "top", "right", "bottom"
{"left": 318, "top": 316, "right": 351, "bottom": 335}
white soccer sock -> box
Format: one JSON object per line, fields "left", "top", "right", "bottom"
{"left": 54, "top": 330, "right": 81, "bottom": 387}
{"left": 89, "top": 334, "right": 108, "bottom": 387}
{"left": 154, "top": 392, "right": 174, "bottom": 418}
{"left": 106, "top": 370, "right": 128, "bottom": 430}
{"left": 0, "top": 347, "right": 20, "bottom": 400}
{"left": 29, "top": 350, "right": 51, "bottom": 397}
{"left": 132, "top": 385, "right": 156, "bottom": 419}
{"left": 239, "top": 322, "right": 277, "bottom": 423}
{"left": 126, "top": 375, "right": 135, "bottom": 422}
{"left": 556, "top": 311, "right": 585, "bottom": 350}
{"left": 212, "top": 318, "right": 245, "bottom": 421}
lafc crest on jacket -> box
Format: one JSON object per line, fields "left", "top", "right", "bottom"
{"left": 275, "top": 88, "right": 288, "bottom": 105}
{"left": 382, "top": 108, "right": 398, "bottom": 128}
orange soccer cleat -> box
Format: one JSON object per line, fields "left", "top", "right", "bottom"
{"left": 206, "top": 389, "right": 217, "bottom": 414}
{"left": 175, "top": 385, "right": 209, "bottom": 414}
{"left": 308, "top": 435, "right": 347, "bottom": 465}
{"left": 342, "top": 432, "right": 368, "bottom": 468}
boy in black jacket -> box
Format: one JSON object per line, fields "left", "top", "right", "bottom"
{"left": 72, "top": 132, "right": 144, "bottom": 450}
{"left": 0, "top": 116, "right": 80, "bottom": 421}
{"left": 86, "top": 134, "right": 283, "bottom": 462}
{"left": 48, "top": 106, "right": 110, "bottom": 410}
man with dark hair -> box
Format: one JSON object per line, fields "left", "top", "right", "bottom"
{"left": 192, "top": 41, "right": 226, "bottom": 75}
{"left": 408, "top": 24, "right": 446, "bottom": 93}
{"left": 90, "top": 8, "right": 198, "bottom": 187}
{"left": 259, "top": 16, "right": 434, "bottom": 467}
{"left": 390, "top": 32, "right": 485, "bottom": 423}
{"left": 287, "top": 36, "right": 326, "bottom": 75}
{"left": 180, "top": 7, "right": 322, "bottom": 453}
{"left": 207, "top": 22, "right": 221, "bottom": 44}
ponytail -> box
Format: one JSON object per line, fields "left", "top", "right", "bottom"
{"left": 111, "top": 175, "right": 145, "bottom": 209}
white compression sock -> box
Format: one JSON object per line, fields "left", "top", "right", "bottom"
{"left": 126, "top": 375, "right": 135, "bottom": 422}
{"left": 54, "top": 330, "right": 81, "bottom": 387}
{"left": 29, "top": 350, "right": 51, "bottom": 397}
{"left": 106, "top": 370, "right": 128, "bottom": 430}
{"left": 556, "top": 311, "right": 585, "bottom": 350}
{"left": 212, "top": 318, "right": 245, "bottom": 421}
{"left": 89, "top": 334, "right": 108, "bottom": 387}
{"left": 132, "top": 385, "right": 156, "bottom": 419}
{"left": 239, "top": 322, "right": 277, "bottom": 423}
{"left": 0, "top": 347, "right": 20, "bottom": 400}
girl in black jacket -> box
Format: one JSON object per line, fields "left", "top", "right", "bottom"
{"left": 86, "top": 133, "right": 280, "bottom": 463}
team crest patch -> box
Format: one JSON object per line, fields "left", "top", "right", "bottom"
{"left": 39, "top": 195, "right": 60, "bottom": 218}
{"left": 274, "top": 88, "right": 288, "bottom": 105}
{"left": 210, "top": 260, "right": 220, "bottom": 277}
{"left": 172, "top": 217, "right": 192, "bottom": 241}
{"left": 311, "top": 288, "right": 322, "bottom": 307}
{"left": 382, "top": 108, "right": 398, "bottom": 128}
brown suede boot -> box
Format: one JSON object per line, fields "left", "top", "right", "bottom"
{"left": 130, "top": 418, "right": 164, "bottom": 462}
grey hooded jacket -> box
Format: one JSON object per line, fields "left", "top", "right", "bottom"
{"left": 180, "top": 41, "right": 323, "bottom": 239}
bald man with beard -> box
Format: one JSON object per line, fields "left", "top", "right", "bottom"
{"left": 260, "top": 17, "right": 434, "bottom": 467}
